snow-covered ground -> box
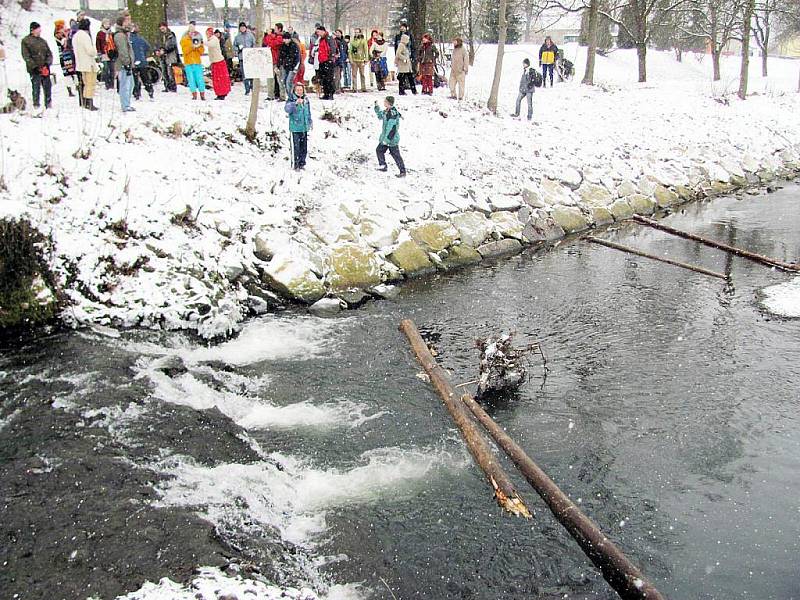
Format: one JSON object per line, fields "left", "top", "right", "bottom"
{"left": 2, "top": 2, "right": 800, "bottom": 337}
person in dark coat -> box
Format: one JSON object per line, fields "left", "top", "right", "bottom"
{"left": 539, "top": 36, "right": 558, "bottom": 88}
{"left": 277, "top": 32, "right": 300, "bottom": 101}
{"left": 156, "top": 22, "right": 178, "bottom": 92}
{"left": 21, "top": 22, "right": 53, "bottom": 108}
{"left": 130, "top": 23, "right": 154, "bottom": 100}
{"left": 393, "top": 20, "right": 414, "bottom": 65}
{"left": 512, "top": 58, "right": 537, "bottom": 121}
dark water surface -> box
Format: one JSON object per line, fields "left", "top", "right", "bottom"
{"left": 2, "top": 187, "right": 799, "bottom": 600}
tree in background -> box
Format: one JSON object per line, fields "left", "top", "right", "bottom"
{"left": 408, "top": 0, "right": 428, "bottom": 47}
{"left": 580, "top": 0, "right": 614, "bottom": 48}
{"left": 482, "top": 0, "right": 523, "bottom": 42}
{"left": 738, "top": 0, "right": 754, "bottom": 98}
{"left": 487, "top": 0, "right": 508, "bottom": 113}
{"left": 128, "top": 0, "right": 167, "bottom": 45}
{"left": 679, "top": 0, "right": 743, "bottom": 81}
{"left": 753, "top": 0, "right": 777, "bottom": 77}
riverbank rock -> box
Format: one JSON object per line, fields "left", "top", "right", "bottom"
{"left": 388, "top": 240, "right": 436, "bottom": 277}
{"left": 261, "top": 252, "right": 325, "bottom": 304}
{"left": 578, "top": 182, "right": 613, "bottom": 207}
{"left": 450, "top": 212, "right": 494, "bottom": 248}
{"left": 441, "top": 244, "right": 482, "bottom": 269}
{"left": 627, "top": 194, "right": 657, "bottom": 215}
{"left": 327, "top": 244, "right": 382, "bottom": 290}
{"left": 477, "top": 239, "right": 522, "bottom": 259}
{"left": 654, "top": 184, "right": 680, "bottom": 208}
{"left": 550, "top": 206, "right": 589, "bottom": 234}
{"left": 410, "top": 222, "right": 459, "bottom": 252}
{"left": 490, "top": 211, "right": 525, "bottom": 240}
{"left": 609, "top": 199, "right": 634, "bottom": 221}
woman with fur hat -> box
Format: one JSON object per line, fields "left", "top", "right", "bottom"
{"left": 417, "top": 32, "right": 438, "bottom": 95}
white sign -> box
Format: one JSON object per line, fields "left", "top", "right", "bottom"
{"left": 243, "top": 48, "right": 274, "bottom": 79}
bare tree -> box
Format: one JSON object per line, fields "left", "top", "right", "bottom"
{"left": 601, "top": 0, "right": 689, "bottom": 82}
{"left": 245, "top": 0, "right": 265, "bottom": 141}
{"left": 679, "top": 0, "right": 742, "bottom": 81}
{"left": 582, "top": 0, "right": 600, "bottom": 83}
{"left": 738, "top": 0, "right": 754, "bottom": 98}
{"left": 488, "top": 0, "right": 508, "bottom": 113}
{"left": 753, "top": 0, "right": 777, "bottom": 77}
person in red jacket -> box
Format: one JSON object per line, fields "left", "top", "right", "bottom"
{"left": 262, "top": 23, "right": 284, "bottom": 99}
{"left": 315, "top": 25, "right": 337, "bottom": 100}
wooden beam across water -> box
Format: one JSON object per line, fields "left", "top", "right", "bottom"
{"left": 632, "top": 215, "right": 800, "bottom": 272}
{"left": 587, "top": 235, "right": 730, "bottom": 280}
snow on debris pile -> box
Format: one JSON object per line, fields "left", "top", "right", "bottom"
{"left": 2, "top": 2, "right": 800, "bottom": 336}
{"left": 760, "top": 278, "right": 800, "bottom": 318}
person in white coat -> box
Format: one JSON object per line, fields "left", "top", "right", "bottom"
{"left": 72, "top": 18, "right": 98, "bottom": 111}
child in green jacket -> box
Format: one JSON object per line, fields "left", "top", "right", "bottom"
{"left": 284, "top": 82, "right": 312, "bottom": 170}
{"left": 374, "top": 96, "right": 406, "bottom": 177}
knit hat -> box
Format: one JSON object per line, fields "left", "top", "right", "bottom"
{"left": 159, "top": 21, "right": 168, "bottom": 27}
{"left": 385, "top": 95, "right": 395, "bottom": 106}
{"left": 282, "top": 32, "right": 291, "bottom": 39}
{"left": 239, "top": 21, "right": 246, "bottom": 28}
{"left": 29, "top": 21, "right": 41, "bottom": 32}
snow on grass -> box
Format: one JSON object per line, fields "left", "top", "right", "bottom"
{"left": 2, "top": 3, "right": 800, "bottom": 337}
{"left": 761, "top": 277, "right": 800, "bottom": 318}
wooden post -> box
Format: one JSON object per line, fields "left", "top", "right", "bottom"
{"left": 587, "top": 236, "right": 729, "bottom": 280}
{"left": 399, "top": 319, "right": 531, "bottom": 518}
{"left": 632, "top": 215, "right": 800, "bottom": 272}
{"left": 461, "top": 394, "right": 667, "bottom": 600}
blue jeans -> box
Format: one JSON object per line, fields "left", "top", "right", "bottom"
{"left": 514, "top": 91, "right": 533, "bottom": 119}
{"left": 117, "top": 68, "right": 133, "bottom": 110}
{"left": 291, "top": 131, "right": 307, "bottom": 169}
{"left": 542, "top": 63, "right": 555, "bottom": 86}
{"left": 343, "top": 62, "right": 352, "bottom": 88}
{"left": 239, "top": 61, "right": 252, "bottom": 93}
{"left": 280, "top": 68, "right": 296, "bottom": 100}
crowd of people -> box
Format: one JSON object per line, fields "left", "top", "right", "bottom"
{"left": 19, "top": 14, "right": 563, "bottom": 173}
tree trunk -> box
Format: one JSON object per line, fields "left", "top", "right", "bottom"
{"left": 761, "top": 50, "right": 768, "bottom": 77}
{"left": 467, "top": 0, "right": 475, "bottom": 65}
{"left": 738, "top": 0, "right": 754, "bottom": 100}
{"left": 675, "top": 48, "right": 682, "bottom": 62}
{"left": 582, "top": 0, "right": 598, "bottom": 85}
{"left": 636, "top": 43, "right": 646, "bottom": 83}
{"left": 487, "top": 0, "right": 507, "bottom": 114}
{"left": 712, "top": 48, "right": 721, "bottom": 81}
{"left": 408, "top": 0, "right": 427, "bottom": 54}
{"left": 127, "top": 0, "right": 166, "bottom": 46}
{"left": 245, "top": 0, "right": 265, "bottom": 141}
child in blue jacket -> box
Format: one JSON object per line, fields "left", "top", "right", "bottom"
{"left": 284, "top": 82, "right": 312, "bottom": 170}
{"left": 374, "top": 96, "right": 406, "bottom": 177}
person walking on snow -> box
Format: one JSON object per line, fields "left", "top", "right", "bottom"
{"left": 234, "top": 22, "right": 255, "bottom": 95}
{"left": 156, "top": 22, "right": 178, "bottom": 92}
{"left": 539, "top": 36, "right": 558, "bottom": 88}
{"left": 417, "top": 33, "right": 438, "bottom": 95}
{"left": 21, "top": 22, "right": 53, "bottom": 109}
{"left": 73, "top": 18, "right": 98, "bottom": 111}
{"left": 54, "top": 20, "right": 77, "bottom": 99}
{"left": 277, "top": 31, "right": 300, "bottom": 101}
{"left": 448, "top": 36, "right": 468, "bottom": 100}
{"left": 206, "top": 27, "right": 231, "bottom": 100}
{"left": 180, "top": 22, "right": 206, "bottom": 100}
{"left": 316, "top": 26, "right": 337, "bottom": 100}
{"left": 113, "top": 15, "right": 136, "bottom": 112}
{"left": 512, "top": 58, "right": 537, "bottom": 121}
{"left": 395, "top": 33, "right": 416, "bottom": 95}
{"left": 96, "top": 19, "right": 114, "bottom": 90}
{"left": 374, "top": 96, "right": 406, "bottom": 178}
{"left": 348, "top": 28, "right": 368, "bottom": 92}
{"left": 285, "top": 82, "right": 312, "bottom": 170}
{"left": 130, "top": 23, "right": 154, "bottom": 100}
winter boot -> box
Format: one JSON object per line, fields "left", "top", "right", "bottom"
{"left": 376, "top": 165, "right": 388, "bottom": 172}
{"left": 200, "top": 92, "right": 206, "bottom": 101}
{"left": 192, "top": 92, "right": 198, "bottom": 100}
{"left": 67, "top": 86, "right": 75, "bottom": 97}
{"left": 86, "top": 99, "right": 98, "bottom": 111}
{"left": 396, "top": 172, "right": 407, "bottom": 178}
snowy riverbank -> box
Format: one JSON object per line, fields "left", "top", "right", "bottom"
{"left": 2, "top": 3, "right": 800, "bottom": 337}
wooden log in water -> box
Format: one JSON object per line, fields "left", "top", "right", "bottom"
{"left": 632, "top": 215, "right": 800, "bottom": 272}
{"left": 399, "top": 319, "right": 531, "bottom": 518}
{"left": 461, "top": 394, "right": 667, "bottom": 600}
{"left": 587, "top": 235, "right": 729, "bottom": 280}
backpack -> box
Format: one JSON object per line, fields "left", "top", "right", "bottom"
{"left": 106, "top": 31, "right": 118, "bottom": 60}
{"left": 529, "top": 67, "right": 542, "bottom": 90}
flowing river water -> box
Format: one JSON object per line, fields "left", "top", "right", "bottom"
{"left": 2, "top": 186, "right": 799, "bottom": 600}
